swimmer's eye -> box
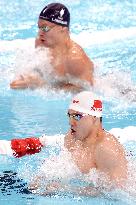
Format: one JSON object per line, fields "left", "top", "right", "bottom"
{"left": 39, "top": 25, "right": 56, "bottom": 32}
{"left": 39, "top": 26, "right": 51, "bottom": 32}
{"left": 67, "top": 113, "right": 84, "bottom": 121}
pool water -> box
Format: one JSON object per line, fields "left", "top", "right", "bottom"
{"left": 0, "top": 0, "right": 136, "bottom": 204}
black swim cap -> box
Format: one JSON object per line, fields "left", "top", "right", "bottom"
{"left": 39, "top": 3, "right": 70, "bottom": 27}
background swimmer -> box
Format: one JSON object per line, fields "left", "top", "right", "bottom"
{"left": 10, "top": 3, "right": 94, "bottom": 92}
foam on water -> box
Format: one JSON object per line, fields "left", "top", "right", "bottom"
{"left": 72, "top": 27, "right": 136, "bottom": 47}
{"left": 94, "top": 70, "right": 136, "bottom": 103}
{"left": 13, "top": 47, "right": 53, "bottom": 79}
{"left": 110, "top": 126, "right": 136, "bottom": 144}
{"left": 0, "top": 38, "right": 34, "bottom": 52}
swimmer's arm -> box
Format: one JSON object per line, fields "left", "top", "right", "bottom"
{"left": 28, "top": 176, "right": 44, "bottom": 191}
{"left": 61, "top": 184, "right": 101, "bottom": 197}
{"left": 10, "top": 73, "right": 45, "bottom": 89}
{"left": 35, "top": 182, "right": 101, "bottom": 197}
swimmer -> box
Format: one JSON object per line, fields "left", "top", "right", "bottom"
{"left": 0, "top": 91, "right": 128, "bottom": 196}
{"left": 10, "top": 3, "right": 94, "bottom": 91}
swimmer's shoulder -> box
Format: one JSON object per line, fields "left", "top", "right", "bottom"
{"left": 96, "top": 131, "right": 123, "bottom": 155}
{"left": 69, "top": 40, "right": 94, "bottom": 69}
{"left": 69, "top": 40, "right": 87, "bottom": 57}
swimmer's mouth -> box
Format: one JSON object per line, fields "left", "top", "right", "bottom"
{"left": 71, "top": 128, "right": 76, "bottom": 135}
{"left": 39, "top": 37, "right": 46, "bottom": 43}
{"left": 40, "top": 39, "right": 46, "bottom": 43}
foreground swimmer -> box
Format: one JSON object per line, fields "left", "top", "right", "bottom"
{"left": 10, "top": 3, "right": 94, "bottom": 91}
{"left": 0, "top": 91, "right": 128, "bottom": 196}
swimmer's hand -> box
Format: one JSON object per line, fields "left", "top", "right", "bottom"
{"left": 28, "top": 181, "right": 61, "bottom": 196}
{"left": 28, "top": 177, "right": 42, "bottom": 191}
{"left": 10, "top": 74, "right": 45, "bottom": 89}
{"left": 45, "top": 182, "right": 61, "bottom": 194}
{"left": 33, "top": 181, "right": 101, "bottom": 197}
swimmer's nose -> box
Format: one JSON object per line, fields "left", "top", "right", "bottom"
{"left": 37, "top": 31, "right": 46, "bottom": 41}
{"left": 69, "top": 117, "right": 77, "bottom": 127}
{"left": 36, "top": 31, "right": 44, "bottom": 41}
{"left": 38, "top": 29, "right": 46, "bottom": 36}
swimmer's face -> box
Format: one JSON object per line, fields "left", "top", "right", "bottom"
{"left": 68, "top": 109, "right": 97, "bottom": 141}
{"left": 36, "top": 19, "right": 67, "bottom": 47}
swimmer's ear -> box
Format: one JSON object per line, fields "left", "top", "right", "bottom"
{"left": 61, "top": 26, "right": 68, "bottom": 32}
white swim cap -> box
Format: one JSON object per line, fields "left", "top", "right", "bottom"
{"left": 69, "top": 91, "right": 102, "bottom": 117}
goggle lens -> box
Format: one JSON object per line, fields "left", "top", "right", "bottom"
{"left": 67, "top": 113, "right": 84, "bottom": 121}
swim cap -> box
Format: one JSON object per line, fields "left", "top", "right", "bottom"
{"left": 39, "top": 3, "right": 70, "bottom": 27}
{"left": 69, "top": 91, "right": 102, "bottom": 118}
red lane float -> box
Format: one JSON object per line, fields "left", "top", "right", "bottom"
{"left": 11, "top": 137, "right": 43, "bottom": 157}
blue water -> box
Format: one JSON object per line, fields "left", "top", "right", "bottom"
{"left": 0, "top": 0, "right": 136, "bottom": 204}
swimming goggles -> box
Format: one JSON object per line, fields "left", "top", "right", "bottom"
{"left": 39, "top": 25, "right": 55, "bottom": 32}
{"left": 67, "top": 112, "right": 88, "bottom": 121}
